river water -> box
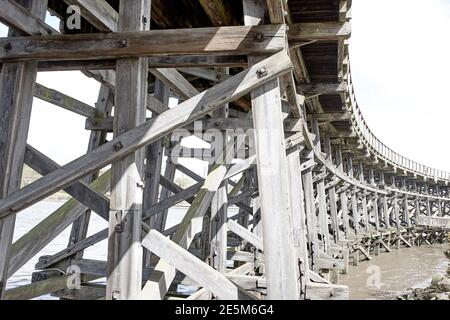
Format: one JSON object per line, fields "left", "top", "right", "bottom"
{"left": 7, "top": 200, "right": 194, "bottom": 299}
{"left": 339, "top": 243, "right": 449, "bottom": 300}
{"left": 7, "top": 201, "right": 449, "bottom": 300}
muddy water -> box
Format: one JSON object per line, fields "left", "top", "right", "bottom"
{"left": 339, "top": 243, "right": 449, "bottom": 300}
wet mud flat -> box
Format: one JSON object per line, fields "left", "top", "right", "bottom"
{"left": 339, "top": 244, "right": 449, "bottom": 300}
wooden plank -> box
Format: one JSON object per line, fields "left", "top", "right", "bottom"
{"left": 106, "top": 0, "right": 149, "bottom": 301}
{"left": 149, "top": 68, "right": 199, "bottom": 100}
{"left": 305, "top": 282, "right": 349, "bottom": 300}
{"left": 34, "top": 83, "right": 97, "bottom": 118}
{"left": 140, "top": 113, "right": 251, "bottom": 299}
{"left": 299, "top": 82, "right": 348, "bottom": 96}
{"left": 140, "top": 164, "right": 228, "bottom": 299}
{"left": 0, "top": 51, "right": 293, "bottom": 219}
{"left": 3, "top": 274, "right": 100, "bottom": 300}
{"left": 68, "top": 85, "right": 112, "bottom": 258}
{"left": 227, "top": 220, "right": 263, "bottom": 251}
{"left": 0, "top": 25, "right": 287, "bottom": 61}
{"left": 36, "top": 228, "right": 109, "bottom": 270}
{"left": 24, "top": 145, "right": 110, "bottom": 219}
{"left": 288, "top": 22, "right": 351, "bottom": 42}
{"left": 0, "top": 0, "right": 57, "bottom": 36}
{"left": 198, "top": 0, "right": 238, "bottom": 26}
{"left": 142, "top": 230, "right": 255, "bottom": 300}
{"left": 0, "top": 0, "right": 47, "bottom": 299}
{"left": 7, "top": 171, "right": 111, "bottom": 278}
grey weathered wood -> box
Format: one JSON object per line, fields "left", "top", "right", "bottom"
{"left": 0, "top": 0, "right": 47, "bottom": 298}
{"left": 34, "top": 83, "right": 97, "bottom": 118}
{"left": 106, "top": 0, "right": 150, "bottom": 300}
{"left": 0, "top": 25, "right": 287, "bottom": 61}
{"left": 68, "top": 85, "right": 112, "bottom": 260}
{"left": 227, "top": 220, "right": 263, "bottom": 251}
{"left": 24, "top": 145, "right": 110, "bottom": 220}
{"left": 288, "top": 22, "right": 351, "bottom": 42}
{"left": 36, "top": 228, "right": 109, "bottom": 270}
{"left": 0, "top": 52, "right": 293, "bottom": 220}
{"left": 244, "top": 0, "right": 299, "bottom": 300}
{"left": 7, "top": 172, "right": 111, "bottom": 278}
{"left": 142, "top": 230, "right": 255, "bottom": 300}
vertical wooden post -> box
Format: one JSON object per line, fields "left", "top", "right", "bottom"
{"left": 69, "top": 85, "right": 112, "bottom": 260}
{"left": 243, "top": 0, "right": 299, "bottom": 299}
{"left": 287, "top": 145, "right": 309, "bottom": 297}
{"left": 324, "top": 136, "right": 339, "bottom": 242}
{"left": 380, "top": 171, "right": 390, "bottom": 229}
{"left": 142, "top": 79, "right": 169, "bottom": 269}
{"left": 336, "top": 147, "right": 350, "bottom": 238}
{"left": 369, "top": 169, "right": 380, "bottom": 231}
{"left": 358, "top": 163, "right": 369, "bottom": 233}
{"left": 209, "top": 87, "right": 229, "bottom": 276}
{"left": 347, "top": 157, "right": 359, "bottom": 234}
{"left": 106, "top": 0, "right": 151, "bottom": 300}
{"left": 0, "top": 0, "right": 47, "bottom": 299}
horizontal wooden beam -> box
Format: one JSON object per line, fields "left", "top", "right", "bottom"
{"left": 288, "top": 22, "right": 351, "bottom": 41}
{"left": 306, "top": 112, "right": 352, "bottom": 123}
{"left": 0, "top": 25, "right": 287, "bottom": 62}
{"left": 0, "top": 51, "right": 293, "bottom": 219}
{"left": 3, "top": 274, "right": 100, "bottom": 300}
{"left": 298, "top": 82, "right": 348, "bottom": 96}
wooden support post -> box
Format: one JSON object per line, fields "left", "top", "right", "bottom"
{"left": 287, "top": 145, "right": 309, "bottom": 297}
{"left": 312, "top": 116, "right": 330, "bottom": 250}
{"left": 243, "top": 0, "right": 299, "bottom": 299}
{"left": 142, "top": 79, "right": 169, "bottom": 269}
{"left": 209, "top": 94, "right": 229, "bottom": 276}
{"left": 358, "top": 163, "right": 369, "bottom": 233}
{"left": 106, "top": 0, "right": 150, "bottom": 300}
{"left": 69, "top": 85, "right": 112, "bottom": 261}
{"left": 0, "top": 0, "right": 47, "bottom": 299}
{"left": 347, "top": 157, "right": 359, "bottom": 234}
{"left": 336, "top": 147, "right": 350, "bottom": 238}
{"left": 324, "top": 137, "right": 339, "bottom": 242}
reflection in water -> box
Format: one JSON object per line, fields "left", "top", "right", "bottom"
{"left": 339, "top": 243, "right": 449, "bottom": 300}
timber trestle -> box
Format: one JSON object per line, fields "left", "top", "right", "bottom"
{"left": 0, "top": 0, "right": 449, "bottom": 300}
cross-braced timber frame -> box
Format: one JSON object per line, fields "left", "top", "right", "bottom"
{"left": 0, "top": 0, "right": 449, "bottom": 300}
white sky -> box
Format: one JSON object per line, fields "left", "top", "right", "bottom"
{"left": 350, "top": 0, "right": 450, "bottom": 172}
{"left": 0, "top": 1, "right": 449, "bottom": 172}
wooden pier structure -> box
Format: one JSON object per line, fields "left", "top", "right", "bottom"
{"left": 0, "top": 0, "right": 449, "bottom": 300}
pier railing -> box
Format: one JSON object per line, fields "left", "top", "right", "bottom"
{"left": 346, "top": 66, "right": 450, "bottom": 183}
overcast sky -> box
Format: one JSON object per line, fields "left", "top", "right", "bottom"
{"left": 0, "top": 1, "right": 449, "bottom": 172}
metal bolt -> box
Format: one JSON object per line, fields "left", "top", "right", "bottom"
{"left": 119, "top": 39, "right": 128, "bottom": 48}
{"left": 3, "top": 42, "right": 12, "bottom": 50}
{"left": 254, "top": 33, "right": 264, "bottom": 42}
{"left": 142, "top": 16, "right": 148, "bottom": 25}
{"left": 113, "top": 141, "right": 124, "bottom": 151}
{"left": 256, "top": 67, "right": 268, "bottom": 79}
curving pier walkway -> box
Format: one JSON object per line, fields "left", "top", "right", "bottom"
{"left": 0, "top": 0, "right": 448, "bottom": 300}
